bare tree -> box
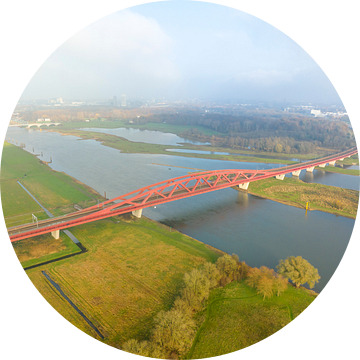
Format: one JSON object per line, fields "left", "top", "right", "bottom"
{"left": 182, "top": 268, "right": 210, "bottom": 311}
{"left": 216, "top": 254, "right": 238, "bottom": 280}
{"left": 202, "top": 262, "right": 221, "bottom": 289}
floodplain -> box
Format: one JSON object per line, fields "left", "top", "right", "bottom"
{"left": 0, "top": 137, "right": 355, "bottom": 356}
{"left": 243, "top": 176, "right": 359, "bottom": 219}
{"left": 44, "top": 121, "right": 360, "bottom": 177}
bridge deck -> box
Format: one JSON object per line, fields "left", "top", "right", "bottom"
{"left": 8, "top": 147, "right": 358, "bottom": 242}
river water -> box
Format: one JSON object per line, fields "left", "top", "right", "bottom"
{"left": 4, "top": 127, "right": 359, "bottom": 292}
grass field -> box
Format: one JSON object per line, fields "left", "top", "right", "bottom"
{"left": 0, "top": 180, "right": 47, "bottom": 226}
{"left": 1, "top": 142, "right": 106, "bottom": 266}
{"left": 244, "top": 177, "right": 359, "bottom": 218}
{"left": 26, "top": 216, "right": 222, "bottom": 347}
{"left": 12, "top": 231, "right": 81, "bottom": 268}
{"left": 1, "top": 142, "right": 105, "bottom": 220}
{"left": 189, "top": 281, "right": 315, "bottom": 358}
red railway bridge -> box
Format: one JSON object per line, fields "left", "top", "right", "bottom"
{"left": 8, "top": 147, "right": 358, "bottom": 242}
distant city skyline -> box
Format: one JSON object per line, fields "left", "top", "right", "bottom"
{"left": 20, "top": 1, "right": 343, "bottom": 105}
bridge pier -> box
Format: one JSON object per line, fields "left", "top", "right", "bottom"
{"left": 132, "top": 209, "right": 143, "bottom": 218}
{"left": 306, "top": 166, "right": 315, "bottom": 173}
{"left": 275, "top": 174, "right": 285, "bottom": 180}
{"left": 238, "top": 182, "right": 249, "bottom": 190}
{"left": 292, "top": 170, "right": 301, "bottom": 176}
{"left": 328, "top": 161, "right": 336, "bottom": 166}
{"left": 51, "top": 229, "right": 60, "bottom": 239}
{"left": 318, "top": 163, "right": 326, "bottom": 168}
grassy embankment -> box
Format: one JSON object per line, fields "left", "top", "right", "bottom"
{"left": 46, "top": 121, "right": 359, "bottom": 171}
{"left": 241, "top": 176, "right": 358, "bottom": 219}
{"left": 1, "top": 142, "right": 105, "bottom": 267}
{"left": 188, "top": 281, "right": 315, "bottom": 358}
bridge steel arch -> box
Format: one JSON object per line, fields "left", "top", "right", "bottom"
{"left": 8, "top": 147, "right": 358, "bottom": 242}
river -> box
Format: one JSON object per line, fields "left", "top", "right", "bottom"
{"left": 4, "top": 127, "right": 359, "bottom": 292}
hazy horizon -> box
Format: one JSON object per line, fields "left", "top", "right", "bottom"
{"left": 20, "top": 1, "right": 343, "bottom": 105}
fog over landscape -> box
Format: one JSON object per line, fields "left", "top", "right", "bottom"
{"left": 2, "top": 2, "right": 360, "bottom": 360}
{"left": 21, "top": 1, "right": 342, "bottom": 104}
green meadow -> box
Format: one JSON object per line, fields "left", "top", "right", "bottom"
{"left": 1, "top": 142, "right": 105, "bottom": 266}
{"left": 1, "top": 142, "right": 104, "bottom": 222}
{"left": 189, "top": 281, "right": 315, "bottom": 358}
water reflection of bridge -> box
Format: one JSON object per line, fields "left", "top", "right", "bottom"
{"left": 8, "top": 147, "right": 358, "bottom": 242}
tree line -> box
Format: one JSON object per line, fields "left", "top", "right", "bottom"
{"left": 18, "top": 106, "right": 354, "bottom": 154}
{"left": 121, "top": 254, "right": 320, "bottom": 359}
{"left": 140, "top": 113, "right": 354, "bottom": 153}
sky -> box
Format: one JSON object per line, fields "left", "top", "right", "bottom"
{"left": 20, "top": 1, "right": 342, "bottom": 104}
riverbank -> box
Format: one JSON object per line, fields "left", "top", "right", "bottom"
{"left": 315, "top": 165, "right": 359, "bottom": 176}
{"left": 46, "top": 121, "right": 348, "bottom": 165}
{"left": 1, "top": 142, "right": 106, "bottom": 267}
{"left": 236, "top": 177, "right": 359, "bottom": 219}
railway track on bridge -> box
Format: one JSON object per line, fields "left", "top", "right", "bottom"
{"left": 8, "top": 147, "right": 358, "bottom": 242}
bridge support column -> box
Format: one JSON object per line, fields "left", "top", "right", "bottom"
{"left": 275, "top": 174, "right": 285, "bottom": 180}
{"left": 328, "top": 161, "right": 336, "bottom": 166}
{"left": 132, "top": 209, "right": 143, "bottom": 218}
{"left": 318, "top": 163, "right": 326, "bottom": 168}
{"left": 339, "top": 158, "right": 345, "bottom": 161}
{"left": 292, "top": 170, "right": 301, "bottom": 176}
{"left": 51, "top": 229, "right": 60, "bottom": 239}
{"left": 238, "top": 182, "right": 249, "bottom": 190}
{"left": 306, "top": 166, "right": 315, "bottom": 173}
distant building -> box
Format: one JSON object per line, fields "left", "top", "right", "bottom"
{"left": 311, "top": 109, "right": 323, "bottom": 117}
{"left": 121, "top": 94, "right": 126, "bottom": 107}
{"left": 109, "top": 96, "right": 117, "bottom": 106}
